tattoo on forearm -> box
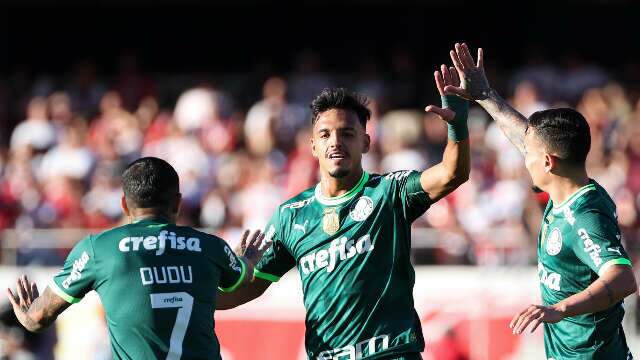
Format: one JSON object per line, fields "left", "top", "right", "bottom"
{"left": 21, "top": 288, "right": 70, "bottom": 331}
{"left": 479, "top": 90, "right": 528, "bottom": 155}
{"left": 600, "top": 279, "right": 615, "bottom": 305}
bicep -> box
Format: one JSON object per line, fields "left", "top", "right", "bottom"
{"left": 599, "top": 264, "right": 637, "bottom": 296}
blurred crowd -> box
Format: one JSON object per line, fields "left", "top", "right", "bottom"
{"left": 2, "top": 53, "right": 640, "bottom": 268}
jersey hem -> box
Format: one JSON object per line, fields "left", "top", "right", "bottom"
{"left": 254, "top": 269, "right": 281, "bottom": 282}
{"left": 48, "top": 279, "right": 82, "bottom": 304}
{"left": 218, "top": 258, "right": 247, "bottom": 293}
{"left": 598, "top": 258, "right": 632, "bottom": 277}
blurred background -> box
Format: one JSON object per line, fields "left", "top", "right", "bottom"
{"left": 2, "top": 1, "right": 640, "bottom": 359}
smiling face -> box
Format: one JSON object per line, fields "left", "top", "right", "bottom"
{"left": 311, "top": 109, "right": 370, "bottom": 179}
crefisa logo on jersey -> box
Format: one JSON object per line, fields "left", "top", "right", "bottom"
{"left": 546, "top": 228, "right": 563, "bottom": 256}
{"left": 62, "top": 251, "right": 90, "bottom": 289}
{"left": 118, "top": 230, "right": 202, "bottom": 256}
{"left": 350, "top": 196, "right": 374, "bottom": 222}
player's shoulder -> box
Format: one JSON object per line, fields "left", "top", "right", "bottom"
{"left": 378, "top": 170, "right": 419, "bottom": 183}
{"left": 278, "top": 186, "right": 316, "bottom": 214}
{"left": 572, "top": 182, "right": 616, "bottom": 215}
{"left": 565, "top": 181, "right": 618, "bottom": 227}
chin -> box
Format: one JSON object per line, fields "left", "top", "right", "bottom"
{"left": 329, "top": 168, "right": 350, "bottom": 178}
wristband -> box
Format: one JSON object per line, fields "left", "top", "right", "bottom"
{"left": 441, "top": 95, "right": 469, "bottom": 142}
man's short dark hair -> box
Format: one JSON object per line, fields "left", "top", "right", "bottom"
{"left": 526, "top": 108, "right": 591, "bottom": 165}
{"left": 311, "top": 88, "right": 371, "bottom": 127}
{"left": 122, "top": 157, "right": 179, "bottom": 208}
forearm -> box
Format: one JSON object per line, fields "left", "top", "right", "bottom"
{"left": 217, "top": 277, "right": 270, "bottom": 310}
{"left": 477, "top": 89, "right": 528, "bottom": 154}
{"left": 18, "top": 297, "right": 58, "bottom": 332}
{"left": 440, "top": 138, "right": 471, "bottom": 185}
{"left": 553, "top": 267, "right": 637, "bottom": 318}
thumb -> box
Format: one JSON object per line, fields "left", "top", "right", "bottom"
{"left": 443, "top": 85, "right": 469, "bottom": 99}
{"left": 425, "top": 105, "right": 456, "bottom": 122}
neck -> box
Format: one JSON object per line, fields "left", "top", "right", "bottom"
{"left": 547, "top": 169, "right": 590, "bottom": 206}
{"left": 320, "top": 168, "right": 364, "bottom": 198}
{"left": 128, "top": 208, "right": 175, "bottom": 224}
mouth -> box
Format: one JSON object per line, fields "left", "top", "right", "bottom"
{"left": 327, "top": 152, "right": 348, "bottom": 160}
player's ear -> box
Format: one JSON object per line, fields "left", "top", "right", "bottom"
{"left": 121, "top": 195, "right": 130, "bottom": 216}
{"left": 544, "top": 153, "right": 555, "bottom": 173}
{"left": 173, "top": 193, "right": 182, "bottom": 217}
{"left": 363, "top": 133, "right": 371, "bottom": 154}
{"left": 310, "top": 135, "right": 319, "bottom": 158}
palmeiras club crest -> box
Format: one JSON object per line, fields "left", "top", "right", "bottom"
{"left": 323, "top": 207, "right": 340, "bottom": 235}
{"left": 349, "top": 196, "right": 374, "bottom": 222}
{"left": 546, "top": 228, "right": 563, "bottom": 256}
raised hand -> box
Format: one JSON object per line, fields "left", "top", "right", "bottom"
{"left": 235, "top": 229, "right": 271, "bottom": 266}
{"left": 425, "top": 64, "right": 460, "bottom": 122}
{"left": 445, "top": 43, "right": 492, "bottom": 101}
{"left": 7, "top": 275, "right": 40, "bottom": 324}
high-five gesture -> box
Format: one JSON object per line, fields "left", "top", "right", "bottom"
{"left": 445, "top": 42, "right": 528, "bottom": 154}
{"left": 425, "top": 64, "right": 462, "bottom": 122}
{"left": 445, "top": 43, "right": 492, "bottom": 101}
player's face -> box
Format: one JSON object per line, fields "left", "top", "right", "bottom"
{"left": 523, "top": 129, "right": 553, "bottom": 192}
{"left": 311, "top": 109, "right": 370, "bottom": 178}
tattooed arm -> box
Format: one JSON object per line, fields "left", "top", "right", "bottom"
{"left": 6, "top": 275, "right": 71, "bottom": 332}
{"left": 444, "top": 43, "right": 528, "bottom": 155}
{"left": 509, "top": 265, "right": 637, "bottom": 335}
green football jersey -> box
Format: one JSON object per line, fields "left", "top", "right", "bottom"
{"left": 50, "top": 217, "right": 247, "bottom": 360}
{"left": 255, "top": 171, "right": 431, "bottom": 360}
{"left": 538, "top": 180, "right": 633, "bottom": 359}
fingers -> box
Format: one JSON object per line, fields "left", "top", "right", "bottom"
{"left": 477, "top": 47, "right": 484, "bottom": 69}
{"left": 530, "top": 317, "right": 543, "bottom": 333}
{"left": 240, "top": 229, "right": 249, "bottom": 246}
{"left": 17, "top": 276, "right": 28, "bottom": 303}
{"left": 434, "top": 71, "right": 445, "bottom": 96}
{"left": 450, "top": 48, "right": 464, "bottom": 75}
{"left": 442, "top": 85, "right": 468, "bottom": 99}
{"left": 425, "top": 106, "right": 456, "bottom": 122}
{"left": 6, "top": 288, "right": 18, "bottom": 307}
{"left": 514, "top": 308, "right": 541, "bottom": 334}
{"left": 449, "top": 66, "right": 460, "bottom": 87}
{"left": 31, "top": 282, "right": 39, "bottom": 299}
{"left": 441, "top": 64, "right": 452, "bottom": 85}
{"left": 509, "top": 307, "right": 528, "bottom": 329}
{"left": 459, "top": 43, "right": 476, "bottom": 69}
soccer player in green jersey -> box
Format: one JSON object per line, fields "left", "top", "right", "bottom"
{"left": 443, "top": 42, "right": 638, "bottom": 359}
{"left": 6, "top": 157, "right": 270, "bottom": 360}
{"left": 218, "top": 74, "right": 471, "bottom": 358}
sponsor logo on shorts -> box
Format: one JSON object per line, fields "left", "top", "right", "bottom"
{"left": 317, "top": 334, "right": 389, "bottom": 360}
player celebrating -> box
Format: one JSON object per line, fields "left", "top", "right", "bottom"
{"left": 218, "top": 72, "right": 471, "bottom": 358}
{"left": 6, "top": 157, "right": 270, "bottom": 359}
{"left": 444, "top": 42, "right": 637, "bottom": 359}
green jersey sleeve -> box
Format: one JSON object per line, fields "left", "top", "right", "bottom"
{"left": 50, "top": 236, "right": 97, "bottom": 304}
{"left": 571, "top": 210, "right": 632, "bottom": 277}
{"left": 388, "top": 170, "right": 431, "bottom": 223}
{"left": 255, "top": 209, "right": 295, "bottom": 282}
{"left": 216, "top": 239, "right": 247, "bottom": 293}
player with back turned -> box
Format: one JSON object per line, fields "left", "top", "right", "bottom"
{"left": 6, "top": 157, "right": 270, "bottom": 360}
{"left": 444, "top": 42, "right": 637, "bottom": 359}
{"left": 218, "top": 69, "right": 471, "bottom": 358}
